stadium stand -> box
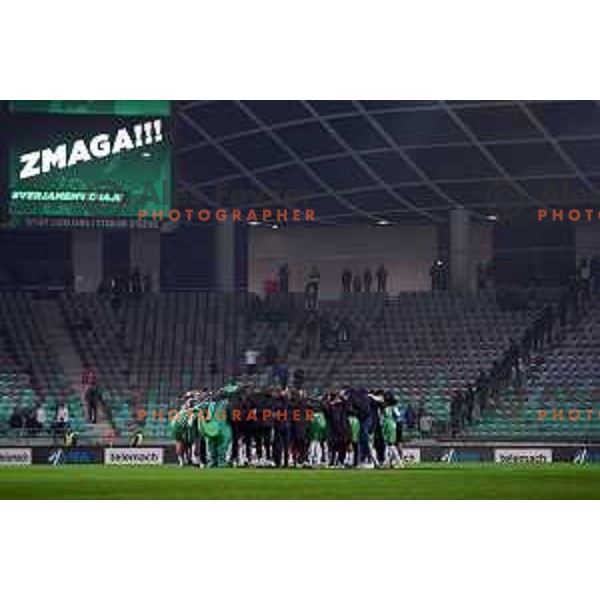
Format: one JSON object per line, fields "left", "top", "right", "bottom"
{"left": 0, "top": 292, "right": 91, "bottom": 439}
{"left": 0, "top": 284, "right": 598, "bottom": 443}
{"left": 326, "top": 291, "right": 537, "bottom": 432}
{"left": 464, "top": 295, "right": 600, "bottom": 440}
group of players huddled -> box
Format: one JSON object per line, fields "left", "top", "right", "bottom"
{"left": 169, "top": 384, "right": 405, "bottom": 469}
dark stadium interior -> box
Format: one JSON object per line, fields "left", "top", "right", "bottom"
{"left": 1, "top": 100, "right": 600, "bottom": 467}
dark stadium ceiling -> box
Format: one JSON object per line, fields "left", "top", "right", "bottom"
{"left": 173, "top": 101, "right": 600, "bottom": 225}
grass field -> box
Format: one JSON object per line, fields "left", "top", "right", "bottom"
{"left": 1, "top": 464, "right": 600, "bottom": 499}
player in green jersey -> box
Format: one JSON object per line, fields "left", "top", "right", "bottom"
{"left": 348, "top": 414, "right": 361, "bottom": 467}
{"left": 307, "top": 407, "right": 328, "bottom": 466}
{"left": 170, "top": 405, "right": 192, "bottom": 467}
{"left": 382, "top": 404, "right": 403, "bottom": 468}
{"left": 198, "top": 395, "right": 232, "bottom": 467}
{"left": 171, "top": 390, "right": 205, "bottom": 467}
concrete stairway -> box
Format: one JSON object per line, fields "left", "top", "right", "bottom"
{"left": 34, "top": 297, "right": 114, "bottom": 439}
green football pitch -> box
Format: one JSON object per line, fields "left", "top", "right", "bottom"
{"left": 1, "top": 464, "right": 600, "bottom": 499}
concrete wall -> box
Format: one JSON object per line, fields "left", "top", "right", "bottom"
{"left": 248, "top": 225, "right": 437, "bottom": 298}
{"left": 130, "top": 229, "right": 161, "bottom": 291}
{"left": 468, "top": 223, "right": 494, "bottom": 291}
{"left": 72, "top": 230, "right": 103, "bottom": 292}
{"left": 575, "top": 222, "right": 600, "bottom": 262}
{"left": 249, "top": 223, "right": 494, "bottom": 298}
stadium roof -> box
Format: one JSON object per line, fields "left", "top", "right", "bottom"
{"left": 174, "top": 101, "right": 600, "bottom": 225}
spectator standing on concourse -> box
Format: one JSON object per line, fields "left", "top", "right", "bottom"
{"left": 337, "top": 317, "right": 350, "bottom": 344}
{"left": 244, "top": 348, "right": 259, "bottom": 377}
{"left": 9, "top": 406, "right": 23, "bottom": 432}
{"left": 376, "top": 264, "right": 388, "bottom": 292}
{"left": 81, "top": 367, "right": 96, "bottom": 410}
{"left": 578, "top": 259, "right": 591, "bottom": 305}
{"left": 341, "top": 268, "right": 352, "bottom": 293}
{"left": 278, "top": 263, "right": 289, "bottom": 294}
{"left": 53, "top": 402, "right": 69, "bottom": 440}
{"left": 85, "top": 385, "right": 101, "bottom": 424}
{"left": 35, "top": 403, "right": 46, "bottom": 434}
{"left": 273, "top": 362, "right": 289, "bottom": 388}
{"left": 130, "top": 268, "right": 142, "bottom": 297}
{"left": 430, "top": 260, "right": 447, "bottom": 291}
{"left": 305, "top": 265, "right": 320, "bottom": 310}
